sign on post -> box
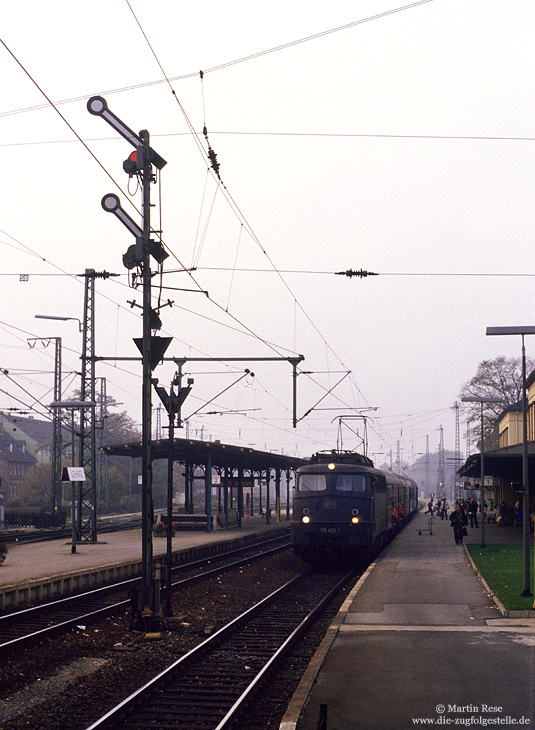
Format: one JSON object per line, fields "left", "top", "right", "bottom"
{"left": 67, "top": 467, "right": 86, "bottom": 482}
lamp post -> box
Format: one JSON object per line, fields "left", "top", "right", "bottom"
{"left": 461, "top": 396, "right": 503, "bottom": 549}
{"left": 35, "top": 313, "right": 83, "bottom": 519}
{"left": 36, "top": 312, "right": 97, "bottom": 543}
{"left": 486, "top": 326, "right": 535, "bottom": 597}
{"left": 35, "top": 314, "right": 83, "bottom": 331}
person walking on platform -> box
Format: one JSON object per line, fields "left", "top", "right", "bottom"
{"left": 439, "top": 498, "right": 448, "bottom": 520}
{"left": 426, "top": 499, "right": 433, "bottom": 515}
{"left": 450, "top": 504, "right": 467, "bottom": 545}
{"left": 498, "top": 500, "right": 507, "bottom": 526}
{"left": 467, "top": 498, "right": 479, "bottom": 528}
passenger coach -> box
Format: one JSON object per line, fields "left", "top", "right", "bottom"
{"left": 291, "top": 450, "right": 418, "bottom": 563}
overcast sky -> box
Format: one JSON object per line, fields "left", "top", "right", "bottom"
{"left": 0, "top": 1, "right": 533, "bottom": 475}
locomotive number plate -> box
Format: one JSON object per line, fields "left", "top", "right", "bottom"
{"left": 320, "top": 527, "right": 341, "bottom": 534}
{"left": 323, "top": 500, "right": 337, "bottom": 509}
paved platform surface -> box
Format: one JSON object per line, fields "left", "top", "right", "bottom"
{"left": 285, "top": 510, "right": 535, "bottom": 730}
{"left": 0, "top": 515, "right": 286, "bottom": 587}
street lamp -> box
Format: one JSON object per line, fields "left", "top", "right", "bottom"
{"left": 36, "top": 311, "right": 98, "bottom": 543}
{"left": 49, "top": 400, "right": 96, "bottom": 553}
{"left": 461, "top": 396, "right": 502, "bottom": 549}
{"left": 486, "top": 326, "right": 535, "bottom": 597}
{"left": 35, "top": 314, "right": 83, "bottom": 332}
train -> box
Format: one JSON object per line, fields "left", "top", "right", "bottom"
{"left": 291, "top": 450, "right": 418, "bottom": 564}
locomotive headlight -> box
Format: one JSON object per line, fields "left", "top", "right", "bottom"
{"left": 302, "top": 515, "right": 310, "bottom": 524}
{"left": 351, "top": 516, "right": 359, "bottom": 524}
{"left": 328, "top": 463, "right": 336, "bottom": 470}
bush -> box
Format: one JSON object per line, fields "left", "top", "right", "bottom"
{"left": 0, "top": 543, "right": 7, "bottom": 565}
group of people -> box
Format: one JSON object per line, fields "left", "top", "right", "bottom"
{"left": 425, "top": 497, "right": 448, "bottom": 520}
{"left": 449, "top": 498, "right": 481, "bottom": 544}
{"left": 426, "top": 496, "right": 483, "bottom": 544}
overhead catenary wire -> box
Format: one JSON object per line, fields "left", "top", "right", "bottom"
{"left": 0, "top": 139, "right": 300, "bottom": 450}
{"left": 0, "top": 368, "right": 54, "bottom": 415}
{"left": 121, "top": 2, "right": 363, "bottom": 402}
{"left": 0, "top": 1, "right": 435, "bottom": 121}
{"left": 0, "top": 0, "right": 447, "bottom": 425}
{"left": 191, "top": 267, "right": 535, "bottom": 278}
{"left": 226, "top": 224, "right": 243, "bottom": 312}
{"left": 0, "top": 215, "right": 510, "bottom": 454}
{"left": 2, "top": 267, "right": 535, "bottom": 278}
{"left": 0, "top": 237, "right": 319, "bottom": 450}
{"left": 0, "top": 388, "right": 50, "bottom": 419}
{"left": 0, "top": 4, "right": 461, "bottom": 454}
{"left": 0, "top": 203, "right": 303, "bottom": 410}
{"left": 184, "top": 370, "right": 254, "bottom": 421}
{"left": 2, "top": 129, "right": 534, "bottom": 149}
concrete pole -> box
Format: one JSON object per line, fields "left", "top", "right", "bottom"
{"left": 479, "top": 403, "right": 486, "bottom": 548}
{"left": 521, "top": 336, "right": 531, "bottom": 596}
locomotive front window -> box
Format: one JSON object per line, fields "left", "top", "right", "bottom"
{"left": 335, "top": 474, "right": 366, "bottom": 492}
{"left": 298, "top": 474, "right": 327, "bottom": 492}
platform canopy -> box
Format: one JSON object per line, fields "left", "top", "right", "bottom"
{"left": 101, "top": 436, "right": 307, "bottom": 473}
{"left": 458, "top": 443, "right": 535, "bottom": 482}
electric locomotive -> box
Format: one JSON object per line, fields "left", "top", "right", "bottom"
{"left": 291, "top": 450, "right": 418, "bottom": 564}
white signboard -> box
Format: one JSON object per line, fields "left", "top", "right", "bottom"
{"left": 471, "top": 476, "right": 495, "bottom": 487}
{"left": 67, "top": 467, "right": 86, "bottom": 482}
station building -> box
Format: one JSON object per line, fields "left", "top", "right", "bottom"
{"left": 0, "top": 427, "right": 37, "bottom": 499}
{"left": 459, "top": 368, "right": 535, "bottom": 524}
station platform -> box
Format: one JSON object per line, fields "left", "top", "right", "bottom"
{"left": 282, "top": 510, "right": 535, "bottom": 730}
{"left": 0, "top": 515, "right": 288, "bottom": 609}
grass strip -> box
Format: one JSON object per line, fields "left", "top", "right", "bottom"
{"left": 466, "top": 543, "right": 535, "bottom": 611}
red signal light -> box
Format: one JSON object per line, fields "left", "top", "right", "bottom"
{"left": 123, "top": 151, "right": 139, "bottom": 176}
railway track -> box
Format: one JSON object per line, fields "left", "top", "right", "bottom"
{"left": 1, "top": 516, "right": 143, "bottom": 545}
{"left": 84, "top": 568, "right": 355, "bottom": 730}
{"left": 0, "top": 533, "right": 290, "bottom": 653}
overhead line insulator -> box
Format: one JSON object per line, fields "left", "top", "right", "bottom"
{"left": 335, "top": 268, "right": 379, "bottom": 278}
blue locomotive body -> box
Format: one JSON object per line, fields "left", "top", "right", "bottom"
{"left": 291, "top": 450, "right": 418, "bottom": 563}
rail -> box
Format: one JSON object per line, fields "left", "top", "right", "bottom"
{"left": 84, "top": 568, "right": 355, "bottom": 730}
{"left": 0, "top": 533, "right": 290, "bottom": 652}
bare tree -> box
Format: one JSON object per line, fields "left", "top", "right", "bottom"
{"left": 459, "top": 356, "right": 535, "bottom": 450}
